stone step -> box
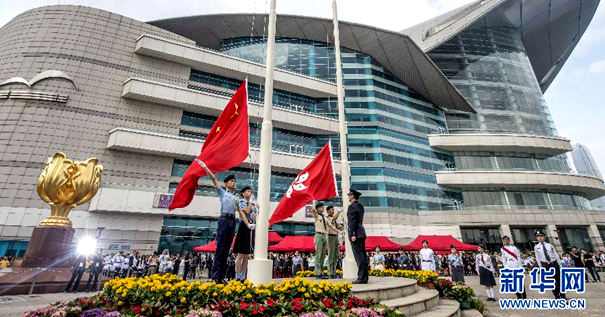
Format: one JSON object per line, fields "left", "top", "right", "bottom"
{"left": 351, "top": 277, "right": 418, "bottom": 302}
{"left": 381, "top": 288, "right": 440, "bottom": 316}
{"left": 412, "top": 299, "right": 461, "bottom": 317}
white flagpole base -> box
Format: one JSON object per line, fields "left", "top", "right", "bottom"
{"left": 342, "top": 256, "right": 358, "bottom": 280}
{"left": 247, "top": 258, "right": 273, "bottom": 285}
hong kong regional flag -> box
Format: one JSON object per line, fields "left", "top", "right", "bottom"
{"left": 269, "top": 141, "right": 338, "bottom": 225}
{"left": 169, "top": 81, "right": 249, "bottom": 210}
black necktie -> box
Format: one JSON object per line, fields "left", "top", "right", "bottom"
{"left": 542, "top": 243, "right": 551, "bottom": 262}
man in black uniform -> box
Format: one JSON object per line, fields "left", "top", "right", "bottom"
{"left": 86, "top": 249, "right": 104, "bottom": 292}
{"left": 347, "top": 189, "right": 368, "bottom": 284}
{"left": 65, "top": 253, "right": 87, "bottom": 292}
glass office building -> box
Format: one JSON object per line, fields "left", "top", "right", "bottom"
{"left": 220, "top": 37, "right": 458, "bottom": 213}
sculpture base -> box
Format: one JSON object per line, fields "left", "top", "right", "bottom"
{"left": 0, "top": 267, "right": 109, "bottom": 295}
{"left": 22, "top": 226, "right": 75, "bottom": 267}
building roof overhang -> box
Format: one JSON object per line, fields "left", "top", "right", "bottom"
{"left": 402, "top": 0, "right": 600, "bottom": 92}
{"left": 149, "top": 14, "right": 476, "bottom": 113}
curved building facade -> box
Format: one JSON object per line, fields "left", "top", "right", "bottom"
{"left": 0, "top": 1, "right": 604, "bottom": 256}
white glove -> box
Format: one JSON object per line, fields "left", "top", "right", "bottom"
{"left": 248, "top": 224, "right": 256, "bottom": 230}
{"left": 196, "top": 159, "right": 207, "bottom": 168}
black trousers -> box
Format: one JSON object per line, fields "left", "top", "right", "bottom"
{"left": 211, "top": 216, "right": 236, "bottom": 281}
{"left": 351, "top": 237, "right": 368, "bottom": 282}
{"left": 65, "top": 269, "right": 85, "bottom": 292}
{"left": 86, "top": 271, "right": 101, "bottom": 291}
{"left": 543, "top": 262, "right": 566, "bottom": 299}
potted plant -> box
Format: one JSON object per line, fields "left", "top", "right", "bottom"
{"left": 445, "top": 283, "right": 475, "bottom": 310}
{"left": 435, "top": 278, "right": 452, "bottom": 297}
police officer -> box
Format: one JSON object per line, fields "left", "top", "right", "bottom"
{"left": 533, "top": 230, "right": 566, "bottom": 299}
{"left": 198, "top": 160, "right": 238, "bottom": 284}
{"left": 347, "top": 189, "right": 368, "bottom": 284}
{"left": 86, "top": 249, "right": 104, "bottom": 292}
{"left": 501, "top": 235, "right": 526, "bottom": 299}
{"left": 65, "top": 253, "right": 87, "bottom": 292}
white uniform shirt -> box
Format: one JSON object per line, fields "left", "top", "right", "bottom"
{"left": 475, "top": 253, "right": 495, "bottom": 273}
{"left": 112, "top": 254, "right": 123, "bottom": 270}
{"left": 534, "top": 242, "right": 561, "bottom": 266}
{"left": 419, "top": 248, "right": 436, "bottom": 271}
{"left": 501, "top": 245, "right": 523, "bottom": 269}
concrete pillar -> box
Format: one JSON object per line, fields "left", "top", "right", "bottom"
{"left": 588, "top": 224, "right": 604, "bottom": 251}
{"left": 500, "top": 224, "right": 512, "bottom": 241}
{"left": 546, "top": 225, "right": 563, "bottom": 252}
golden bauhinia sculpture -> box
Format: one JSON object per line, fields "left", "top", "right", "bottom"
{"left": 37, "top": 152, "right": 103, "bottom": 227}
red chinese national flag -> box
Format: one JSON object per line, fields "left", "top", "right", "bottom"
{"left": 269, "top": 141, "right": 338, "bottom": 225}
{"left": 169, "top": 81, "right": 249, "bottom": 210}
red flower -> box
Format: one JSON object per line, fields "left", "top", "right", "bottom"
{"left": 240, "top": 301, "right": 250, "bottom": 310}
{"left": 88, "top": 300, "right": 94, "bottom": 306}
{"left": 133, "top": 306, "right": 142, "bottom": 314}
{"left": 252, "top": 310, "right": 258, "bottom": 315}
{"left": 176, "top": 310, "right": 182, "bottom": 315}
{"left": 259, "top": 305, "right": 265, "bottom": 313}
{"left": 154, "top": 311, "right": 160, "bottom": 316}
{"left": 267, "top": 299, "right": 276, "bottom": 307}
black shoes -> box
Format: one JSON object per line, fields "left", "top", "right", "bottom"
{"left": 487, "top": 297, "right": 497, "bottom": 302}
{"left": 352, "top": 280, "right": 368, "bottom": 284}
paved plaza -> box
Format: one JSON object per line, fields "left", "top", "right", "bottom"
{"left": 1, "top": 275, "right": 604, "bottom": 317}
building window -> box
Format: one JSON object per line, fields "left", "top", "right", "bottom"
{"left": 510, "top": 226, "right": 547, "bottom": 253}
{"left": 460, "top": 227, "right": 501, "bottom": 252}
{"left": 0, "top": 241, "right": 28, "bottom": 257}
{"left": 557, "top": 227, "right": 593, "bottom": 252}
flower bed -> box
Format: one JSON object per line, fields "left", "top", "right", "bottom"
{"left": 368, "top": 269, "right": 438, "bottom": 284}
{"left": 295, "top": 270, "right": 343, "bottom": 278}
{"left": 24, "top": 274, "right": 403, "bottom": 317}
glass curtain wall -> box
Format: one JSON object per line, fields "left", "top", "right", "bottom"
{"left": 557, "top": 227, "right": 594, "bottom": 252}
{"left": 220, "top": 37, "right": 457, "bottom": 213}
{"left": 429, "top": 25, "right": 557, "bottom": 135}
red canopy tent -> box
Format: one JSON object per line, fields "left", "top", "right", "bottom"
{"left": 194, "top": 231, "right": 284, "bottom": 252}
{"left": 339, "top": 236, "right": 407, "bottom": 251}
{"left": 268, "top": 235, "right": 316, "bottom": 252}
{"left": 403, "top": 235, "right": 477, "bottom": 252}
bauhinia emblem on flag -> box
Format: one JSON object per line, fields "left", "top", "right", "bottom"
{"left": 269, "top": 141, "right": 338, "bottom": 225}
{"left": 169, "top": 81, "right": 249, "bottom": 210}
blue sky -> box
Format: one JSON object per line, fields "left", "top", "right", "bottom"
{"left": 0, "top": 0, "right": 603, "bottom": 173}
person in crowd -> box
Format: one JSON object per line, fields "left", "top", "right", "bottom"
{"left": 292, "top": 251, "right": 304, "bottom": 276}
{"left": 491, "top": 251, "right": 500, "bottom": 277}
{"left": 0, "top": 256, "right": 10, "bottom": 269}
{"left": 311, "top": 202, "right": 329, "bottom": 279}
{"left": 347, "top": 189, "right": 368, "bottom": 284}
{"left": 582, "top": 248, "right": 602, "bottom": 282}
{"left": 158, "top": 249, "right": 170, "bottom": 273}
{"left": 86, "top": 249, "right": 104, "bottom": 292}
{"left": 198, "top": 160, "right": 238, "bottom": 284}
{"left": 189, "top": 253, "right": 198, "bottom": 279}
{"left": 233, "top": 186, "right": 257, "bottom": 281}
{"left": 164, "top": 256, "right": 174, "bottom": 273}
{"left": 182, "top": 253, "right": 192, "bottom": 280}
{"left": 476, "top": 243, "right": 497, "bottom": 302}
{"left": 147, "top": 255, "right": 158, "bottom": 275}
{"left": 448, "top": 245, "right": 464, "bottom": 283}
{"left": 372, "top": 246, "right": 385, "bottom": 270}
{"left": 534, "top": 230, "right": 566, "bottom": 299}
{"left": 325, "top": 205, "right": 342, "bottom": 278}
{"left": 65, "top": 253, "right": 87, "bottom": 293}
{"left": 227, "top": 253, "right": 236, "bottom": 280}
{"left": 397, "top": 248, "right": 408, "bottom": 270}
{"left": 419, "top": 240, "right": 437, "bottom": 272}
{"left": 500, "top": 235, "right": 526, "bottom": 299}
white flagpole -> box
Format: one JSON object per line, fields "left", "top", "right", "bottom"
{"left": 332, "top": 0, "right": 357, "bottom": 280}
{"left": 248, "top": 0, "right": 277, "bottom": 285}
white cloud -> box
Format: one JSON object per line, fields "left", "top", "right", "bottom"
{"left": 589, "top": 60, "right": 605, "bottom": 73}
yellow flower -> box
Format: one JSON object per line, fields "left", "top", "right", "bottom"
{"left": 180, "top": 297, "right": 186, "bottom": 303}
{"left": 304, "top": 293, "right": 310, "bottom": 298}
{"left": 117, "top": 301, "right": 124, "bottom": 306}
{"left": 212, "top": 292, "right": 218, "bottom": 296}
{"left": 245, "top": 294, "right": 252, "bottom": 299}
{"left": 165, "top": 291, "right": 172, "bottom": 297}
